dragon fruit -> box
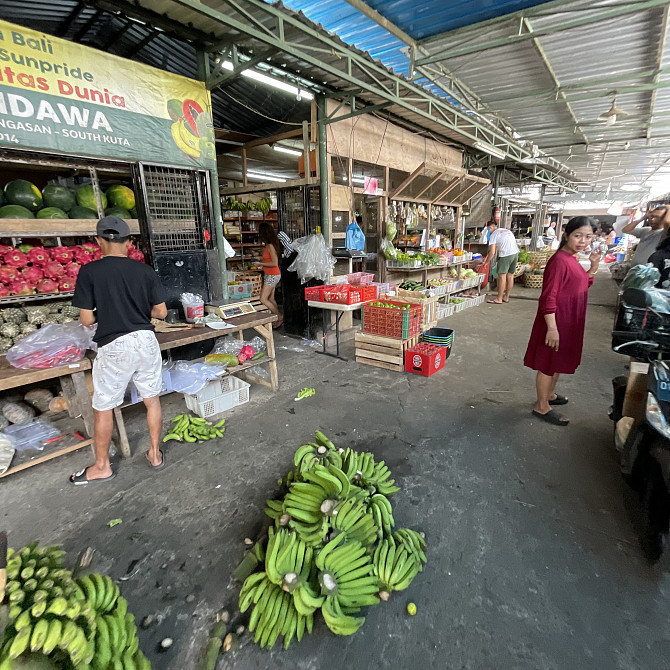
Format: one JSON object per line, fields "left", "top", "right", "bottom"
{"left": 44, "top": 261, "right": 65, "bottom": 280}
{"left": 65, "top": 262, "right": 81, "bottom": 278}
{"left": 0, "top": 267, "right": 18, "bottom": 285}
{"left": 128, "top": 249, "right": 145, "bottom": 263}
{"left": 27, "top": 247, "right": 49, "bottom": 266}
{"left": 59, "top": 277, "right": 76, "bottom": 292}
{"left": 50, "top": 246, "right": 74, "bottom": 263}
{"left": 0, "top": 285, "right": 8, "bottom": 298}
{"left": 73, "top": 246, "right": 93, "bottom": 264}
{"left": 0, "top": 245, "right": 12, "bottom": 256}
{"left": 9, "top": 280, "right": 33, "bottom": 296}
{"left": 21, "top": 266, "right": 44, "bottom": 286}
{"left": 36, "top": 278, "right": 59, "bottom": 294}
{"left": 237, "top": 352, "right": 248, "bottom": 364}
{"left": 240, "top": 345, "right": 255, "bottom": 359}
{"left": 4, "top": 249, "right": 28, "bottom": 268}
{"left": 86, "top": 243, "right": 102, "bottom": 260}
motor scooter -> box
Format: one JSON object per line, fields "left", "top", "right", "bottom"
{"left": 611, "top": 287, "right": 670, "bottom": 561}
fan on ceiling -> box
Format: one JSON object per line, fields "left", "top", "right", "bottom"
{"left": 599, "top": 95, "right": 629, "bottom": 126}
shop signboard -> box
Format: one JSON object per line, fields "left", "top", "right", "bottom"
{"left": 0, "top": 20, "right": 216, "bottom": 169}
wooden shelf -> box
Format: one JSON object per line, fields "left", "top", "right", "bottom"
{"left": 0, "top": 291, "right": 74, "bottom": 306}
{"left": 0, "top": 219, "right": 140, "bottom": 237}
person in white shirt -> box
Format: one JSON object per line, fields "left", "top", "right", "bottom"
{"left": 483, "top": 222, "right": 520, "bottom": 304}
{"left": 621, "top": 206, "right": 668, "bottom": 266}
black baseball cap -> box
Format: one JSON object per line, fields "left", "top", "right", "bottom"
{"left": 96, "top": 215, "right": 130, "bottom": 239}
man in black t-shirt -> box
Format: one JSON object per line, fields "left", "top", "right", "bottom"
{"left": 69, "top": 216, "right": 168, "bottom": 485}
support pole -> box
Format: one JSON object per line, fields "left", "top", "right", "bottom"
{"left": 317, "top": 96, "right": 329, "bottom": 239}
{"left": 196, "top": 49, "right": 228, "bottom": 301}
{"left": 531, "top": 184, "right": 547, "bottom": 250}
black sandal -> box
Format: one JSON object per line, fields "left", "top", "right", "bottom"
{"left": 69, "top": 467, "right": 116, "bottom": 485}
{"left": 146, "top": 449, "right": 166, "bottom": 470}
{"left": 549, "top": 394, "right": 568, "bottom": 405}
{"left": 532, "top": 409, "right": 569, "bottom": 426}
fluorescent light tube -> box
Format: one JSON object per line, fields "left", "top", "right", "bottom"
{"left": 218, "top": 60, "right": 314, "bottom": 100}
{"left": 246, "top": 171, "right": 287, "bottom": 183}
{"left": 273, "top": 145, "right": 303, "bottom": 157}
{"left": 473, "top": 141, "right": 506, "bottom": 160}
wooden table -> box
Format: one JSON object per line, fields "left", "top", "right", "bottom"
{"left": 0, "top": 357, "right": 95, "bottom": 479}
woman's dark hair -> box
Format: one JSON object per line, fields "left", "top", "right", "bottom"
{"left": 259, "top": 222, "right": 281, "bottom": 258}
{"left": 558, "top": 216, "right": 597, "bottom": 249}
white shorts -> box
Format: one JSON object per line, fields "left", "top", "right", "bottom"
{"left": 264, "top": 274, "right": 281, "bottom": 287}
{"left": 92, "top": 330, "right": 162, "bottom": 411}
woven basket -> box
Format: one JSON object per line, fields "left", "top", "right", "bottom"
{"left": 523, "top": 271, "right": 544, "bottom": 289}
{"left": 513, "top": 262, "right": 525, "bottom": 278}
{"left": 233, "top": 271, "right": 263, "bottom": 297}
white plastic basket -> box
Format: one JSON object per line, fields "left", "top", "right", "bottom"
{"left": 184, "top": 375, "right": 250, "bottom": 418}
{"left": 437, "top": 303, "right": 455, "bottom": 320}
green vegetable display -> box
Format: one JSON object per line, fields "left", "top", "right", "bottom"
{"left": 163, "top": 414, "right": 225, "bottom": 443}
{"left": 368, "top": 302, "right": 412, "bottom": 310}
{"left": 233, "top": 430, "right": 426, "bottom": 652}
{"left": 518, "top": 249, "right": 531, "bottom": 264}
{"left": 399, "top": 280, "right": 424, "bottom": 292}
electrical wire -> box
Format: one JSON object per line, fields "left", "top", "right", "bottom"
{"left": 218, "top": 89, "right": 305, "bottom": 126}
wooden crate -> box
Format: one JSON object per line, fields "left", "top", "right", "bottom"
{"left": 355, "top": 331, "right": 420, "bottom": 372}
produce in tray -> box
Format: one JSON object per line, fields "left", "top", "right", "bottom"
{"left": 399, "top": 280, "right": 424, "bottom": 291}
{"left": 231, "top": 430, "right": 426, "bottom": 652}
{"left": 367, "top": 301, "right": 412, "bottom": 310}
{"left": 0, "top": 541, "right": 152, "bottom": 669}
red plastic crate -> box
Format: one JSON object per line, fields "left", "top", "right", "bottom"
{"left": 323, "top": 284, "right": 376, "bottom": 305}
{"left": 362, "top": 301, "right": 422, "bottom": 339}
{"left": 348, "top": 272, "right": 375, "bottom": 285}
{"left": 304, "top": 285, "right": 325, "bottom": 301}
{"left": 404, "top": 342, "right": 448, "bottom": 376}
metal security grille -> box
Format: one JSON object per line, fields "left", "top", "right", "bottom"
{"left": 138, "top": 164, "right": 208, "bottom": 252}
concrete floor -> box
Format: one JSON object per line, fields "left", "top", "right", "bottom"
{"left": 3, "top": 272, "right": 670, "bottom": 670}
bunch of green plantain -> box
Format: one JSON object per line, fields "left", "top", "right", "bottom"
{"left": 0, "top": 542, "right": 151, "bottom": 670}
{"left": 163, "top": 414, "right": 225, "bottom": 443}
{"left": 234, "top": 430, "right": 426, "bottom": 653}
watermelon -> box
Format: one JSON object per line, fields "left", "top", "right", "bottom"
{"left": 69, "top": 205, "right": 98, "bottom": 219}
{"left": 4, "top": 179, "right": 42, "bottom": 211}
{"left": 0, "top": 204, "right": 34, "bottom": 219}
{"left": 37, "top": 207, "right": 69, "bottom": 219}
{"left": 104, "top": 206, "right": 131, "bottom": 219}
{"left": 42, "top": 183, "right": 76, "bottom": 212}
{"left": 0, "top": 189, "right": 5, "bottom": 206}
{"left": 129, "top": 206, "right": 138, "bottom": 218}
{"left": 76, "top": 184, "right": 106, "bottom": 211}
{"left": 106, "top": 184, "right": 135, "bottom": 210}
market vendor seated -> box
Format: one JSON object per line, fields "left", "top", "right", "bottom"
{"left": 69, "top": 215, "right": 168, "bottom": 485}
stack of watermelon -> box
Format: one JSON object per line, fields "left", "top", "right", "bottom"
{"left": 0, "top": 241, "right": 145, "bottom": 297}
{"left": 0, "top": 180, "right": 138, "bottom": 220}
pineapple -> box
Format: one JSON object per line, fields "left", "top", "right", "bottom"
{"left": 61, "top": 305, "right": 80, "bottom": 319}
{"left": 0, "top": 323, "right": 19, "bottom": 339}
{"left": 1, "top": 308, "right": 26, "bottom": 325}
{"left": 25, "top": 306, "right": 50, "bottom": 325}
{"left": 0, "top": 336, "right": 12, "bottom": 354}
{"left": 20, "top": 323, "right": 37, "bottom": 335}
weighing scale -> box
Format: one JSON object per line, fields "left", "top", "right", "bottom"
{"left": 206, "top": 300, "right": 256, "bottom": 319}
{"left": 333, "top": 248, "right": 368, "bottom": 259}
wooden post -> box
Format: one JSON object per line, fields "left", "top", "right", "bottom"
{"left": 242, "top": 148, "right": 248, "bottom": 187}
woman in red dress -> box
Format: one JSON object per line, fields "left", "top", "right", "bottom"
{"left": 524, "top": 217, "right": 601, "bottom": 425}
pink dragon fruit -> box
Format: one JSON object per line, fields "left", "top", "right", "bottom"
{"left": 36, "top": 278, "right": 59, "bottom": 294}
{"left": 128, "top": 249, "right": 145, "bottom": 263}
{"left": 50, "top": 246, "right": 74, "bottom": 263}
{"left": 44, "top": 261, "right": 65, "bottom": 280}
{"left": 0, "top": 267, "right": 18, "bottom": 285}
{"left": 21, "top": 266, "right": 44, "bottom": 287}
{"left": 27, "top": 247, "right": 49, "bottom": 266}
{"left": 73, "top": 246, "right": 93, "bottom": 264}
{"left": 58, "top": 277, "right": 76, "bottom": 292}
{"left": 237, "top": 353, "right": 248, "bottom": 364}
{"left": 4, "top": 248, "right": 28, "bottom": 268}
{"left": 240, "top": 345, "right": 255, "bottom": 359}
{"left": 66, "top": 262, "right": 81, "bottom": 278}
{"left": 0, "top": 244, "right": 13, "bottom": 256}
{"left": 87, "top": 243, "right": 102, "bottom": 260}
{"left": 0, "top": 285, "right": 8, "bottom": 298}
{"left": 9, "top": 280, "right": 33, "bottom": 296}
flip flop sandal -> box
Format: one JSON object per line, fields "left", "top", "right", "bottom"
{"left": 549, "top": 394, "right": 569, "bottom": 405}
{"left": 532, "top": 409, "right": 569, "bottom": 426}
{"left": 146, "top": 449, "right": 166, "bottom": 470}
{"left": 69, "top": 467, "right": 115, "bottom": 485}
{"left": 486, "top": 300, "right": 504, "bottom": 304}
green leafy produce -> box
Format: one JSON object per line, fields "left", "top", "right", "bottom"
{"left": 163, "top": 413, "right": 225, "bottom": 443}
{"left": 296, "top": 387, "right": 316, "bottom": 401}
{"left": 518, "top": 249, "right": 531, "bottom": 264}
{"left": 4, "top": 180, "right": 42, "bottom": 211}
{"left": 233, "top": 431, "right": 426, "bottom": 654}
{"left": 42, "top": 184, "right": 75, "bottom": 212}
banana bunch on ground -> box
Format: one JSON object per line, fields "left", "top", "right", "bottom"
{"left": 163, "top": 414, "right": 225, "bottom": 443}
{"left": 233, "top": 430, "right": 426, "bottom": 655}
{"left": 342, "top": 449, "right": 400, "bottom": 497}
{"left": 0, "top": 542, "right": 151, "bottom": 670}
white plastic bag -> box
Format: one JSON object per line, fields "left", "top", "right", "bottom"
{"left": 6, "top": 323, "right": 96, "bottom": 369}
{"left": 288, "top": 234, "right": 336, "bottom": 284}
{"left": 167, "top": 361, "right": 223, "bottom": 395}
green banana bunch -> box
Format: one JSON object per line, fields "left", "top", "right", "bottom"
{"left": 163, "top": 414, "right": 225, "bottom": 443}
{"left": 392, "top": 528, "right": 427, "bottom": 570}
{"left": 367, "top": 493, "right": 395, "bottom": 539}
{"left": 293, "top": 432, "right": 343, "bottom": 475}
{"left": 77, "top": 574, "right": 120, "bottom": 614}
{"left": 342, "top": 450, "right": 400, "bottom": 497}
{"left": 373, "top": 536, "right": 420, "bottom": 599}
{"left": 331, "top": 498, "right": 378, "bottom": 547}
{"left": 264, "top": 529, "right": 313, "bottom": 592}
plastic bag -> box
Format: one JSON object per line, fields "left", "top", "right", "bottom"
{"left": 7, "top": 323, "right": 96, "bottom": 369}
{"left": 249, "top": 336, "right": 267, "bottom": 353}
{"left": 214, "top": 335, "right": 266, "bottom": 355}
{"left": 346, "top": 221, "right": 365, "bottom": 251}
{"left": 288, "top": 235, "right": 336, "bottom": 284}
{"left": 621, "top": 263, "right": 661, "bottom": 291}
{"left": 381, "top": 238, "right": 398, "bottom": 260}
{"left": 167, "top": 361, "right": 223, "bottom": 395}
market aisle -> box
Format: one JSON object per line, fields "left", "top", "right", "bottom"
{"left": 3, "top": 273, "right": 670, "bottom": 670}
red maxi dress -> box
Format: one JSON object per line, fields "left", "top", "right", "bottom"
{"left": 524, "top": 249, "right": 594, "bottom": 376}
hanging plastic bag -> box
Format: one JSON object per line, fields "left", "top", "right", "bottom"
{"left": 381, "top": 238, "right": 398, "bottom": 260}
{"left": 7, "top": 323, "right": 96, "bottom": 369}
{"left": 345, "top": 221, "right": 365, "bottom": 251}
{"left": 621, "top": 263, "right": 661, "bottom": 290}
{"left": 223, "top": 236, "right": 236, "bottom": 259}
{"left": 288, "top": 234, "right": 336, "bottom": 284}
